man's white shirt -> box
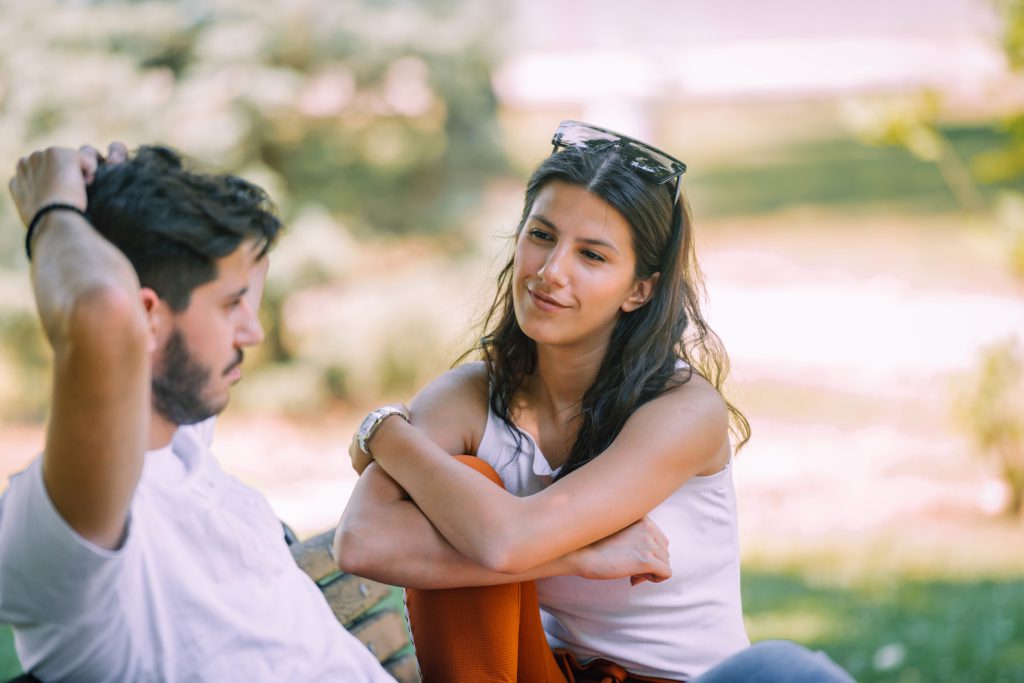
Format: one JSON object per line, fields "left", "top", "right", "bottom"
{"left": 0, "top": 419, "right": 392, "bottom": 682}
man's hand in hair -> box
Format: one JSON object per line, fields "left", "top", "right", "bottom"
{"left": 8, "top": 142, "right": 128, "bottom": 226}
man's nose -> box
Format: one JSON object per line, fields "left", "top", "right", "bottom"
{"left": 236, "top": 301, "right": 264, "bottom": 347}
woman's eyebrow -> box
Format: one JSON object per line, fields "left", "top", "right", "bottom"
{"left": 531, "top": 214, "right": 559, "bottom": 232}
{"left": 531, "top": 214, "right": 620, "bottom": 254}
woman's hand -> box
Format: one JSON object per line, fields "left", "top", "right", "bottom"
{"left": 572, "top": 516, "right": 671, "bottom": 585}
{"left": 348, "top": 433, "right": 373, "bottom": 475}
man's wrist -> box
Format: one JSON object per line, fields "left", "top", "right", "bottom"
{"left": 25, "top": 203, "right": 90, "bottom": 261}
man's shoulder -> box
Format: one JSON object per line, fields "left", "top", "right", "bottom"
{"left": 1, "top": 456, "right": 44, "bottom": 516}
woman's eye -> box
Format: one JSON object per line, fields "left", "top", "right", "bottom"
{"left": 581, "top": 250, "right": 605, "bottom": 262}
{"left": 529, "top": 228, "right": 553, "bottom": 241}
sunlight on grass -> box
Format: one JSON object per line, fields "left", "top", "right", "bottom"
{"left": 741, "top": 556, "right": 1024, "bottom": 683}
{"left": 745, "top": 610, "right": 839, "bottom": 643}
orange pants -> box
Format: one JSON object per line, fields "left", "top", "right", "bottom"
{"left": 405, "top": 456, "right": 677, "bottom": 683}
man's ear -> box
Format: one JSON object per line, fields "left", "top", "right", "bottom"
{"left": 621, "top": 272, "right": 661, "bottom": 313}
{"left": 139, "top": 287, "right": 169, "bottom": 353}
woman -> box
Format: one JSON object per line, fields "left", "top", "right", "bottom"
{"left": 336, "top": 121, "right": 853, "bottom": 682}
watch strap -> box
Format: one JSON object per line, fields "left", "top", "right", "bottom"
{"left": 357, "top": 405, "right": 410, "bottom": 456}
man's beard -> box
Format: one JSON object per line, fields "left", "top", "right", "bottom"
{"left": 152, "top": 328, "right": 228, "bottom": 426}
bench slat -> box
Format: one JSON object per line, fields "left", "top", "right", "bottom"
{"left": 290, "top": 530, "right": 339, "bottom": 583}
{"left": 289, "top": 530, "right": 420, "bottom": 681}
{"left": 351, "top": 611, "right": 410, "bottom": 664}
{"left": 384, "top": 653, "right": 420, "bottom": 683}
{"left": 320, "top": 574, "right": 393, "bottom": 627}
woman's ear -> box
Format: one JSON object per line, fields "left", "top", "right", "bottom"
{"left": 621, "top": 272, "right": 661, "bottom": 313}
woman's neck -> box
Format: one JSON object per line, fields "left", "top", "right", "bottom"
{"left": 527, "top": 341, "right": 607, "bottom": 417}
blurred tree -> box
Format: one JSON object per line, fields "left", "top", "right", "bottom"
{"left": 958, "top": 339, "right": 1024, "bottom": 517}
{"left": 958, "top": 1, "right": 1024, "bottom": 520}
{"left": 0, "top": 0, "right": 511, "bottom": 418}
{"left": 847, "top": 1, "right": 1024, "bottom": 517}
{"left": 979, "top": 0, "right": 1024, "bottom": 276}
{"left": 841, "top": 91, "right": 988, "bottom": 214}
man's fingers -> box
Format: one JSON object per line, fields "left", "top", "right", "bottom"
{"left": 79, "top": 146, "right": 101, "bottom": 185}
{"left": 107, "top": 142, "right": 128, "bottom": 165}
{"left": 8, "top": 174, "right": 28, "bottom": 224}
{"left": 8, "top": 176, "right": 20, "bottom": 216}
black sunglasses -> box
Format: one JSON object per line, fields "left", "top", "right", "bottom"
{"left": 550, "top": 120, "right": 687, "bottom": 201}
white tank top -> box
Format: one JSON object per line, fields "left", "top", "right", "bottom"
{"left": 477, "top": 406, "right": 750, "bottom": 680}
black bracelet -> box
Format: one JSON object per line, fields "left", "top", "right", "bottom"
{"left": 25, "top": 203, "right": 90, "bottom": 261}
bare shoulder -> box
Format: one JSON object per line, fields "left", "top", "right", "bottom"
{"left": 617, "top": 368, "right": 731, "bottom": 475}
{"left": 412, "top": 361, "right": 489, "bottom": 410}
{"left": 409, "top": 361, "right": 490, "bottom": 456}
{"left": 664, "top": 368, "right": 729, "bottom": 419}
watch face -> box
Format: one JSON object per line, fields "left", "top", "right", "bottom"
{"left": 359, "top": 410, "right": 380, "bottom": 436}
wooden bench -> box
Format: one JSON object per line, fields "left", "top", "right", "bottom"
{"left": 289, "top": 529, "right": 420, "bottom": 682}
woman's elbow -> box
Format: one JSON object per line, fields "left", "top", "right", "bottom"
{"left": 333, "top": 522, "right": 378, "bottom": 576}
{"left": 475, "top": 531, "right": 532, "bottom": 575}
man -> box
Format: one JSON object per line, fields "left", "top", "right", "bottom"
{"left": 0, "top": 145, "right": 392, "bottom": 681}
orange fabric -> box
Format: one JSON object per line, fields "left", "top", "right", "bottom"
{"left": 554, "top": 650, "right": 679, "bottom": 683}
{"left": 405, "top": 456, "right": 678, "bottom": 683}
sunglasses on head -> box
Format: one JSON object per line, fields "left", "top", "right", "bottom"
{"left": 550, "top": 120, "right": 687, "bottom": 202}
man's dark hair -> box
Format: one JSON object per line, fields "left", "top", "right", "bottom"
{"left": 86, "top": 146, "right": 282, "bottom": 311}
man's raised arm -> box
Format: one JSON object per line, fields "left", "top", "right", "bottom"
{"left": 9, "top": 145, "right": 150, "bottom": 550}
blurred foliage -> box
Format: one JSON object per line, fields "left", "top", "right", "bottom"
{"left": 689, "top": 123, "right": 1019, "bottom": 218}
{"left": 990, "top": 0, "right": 1024, "bottom": 278}
{"left": 842, "top": 6, "right": 1021, "bottom": 254}
{"left": 841, "top": 93, "right": 989, "bottom": 214}
{"left": 0, "top": 0, "right": 510, "bottom": 419}
{"left": 838, "top": 1, "right": 1024, "bottom": 277}
{"left": 957, "top": 339, "right": 1024, "bottom": 518}
{"left": 997, "top": 0, "right": 1024, "bottom": 69}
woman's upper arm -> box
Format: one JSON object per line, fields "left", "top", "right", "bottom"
{"left": 497, "top": 378, "right": 732, "bottom": 569}
{"left": 367, "top": 369, "right": 732, "bottom": 574}
{"left": 407, "top": 361, "right": 490, "bottom": 456}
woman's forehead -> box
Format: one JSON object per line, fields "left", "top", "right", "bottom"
{"left": 529, "top": 181, "right": 633, "bottom": 243}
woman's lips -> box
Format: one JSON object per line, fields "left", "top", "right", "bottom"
{"left": 529, "top": 290, "right": 568, "bottom": 312}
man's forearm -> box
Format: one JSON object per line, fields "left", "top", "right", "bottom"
{"left": 31, "top": 210, "right": 142, "bottom": 349}
{"left": 17, "top": 155, "right": 152, "bottom": 551}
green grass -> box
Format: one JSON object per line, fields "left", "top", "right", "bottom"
{"left": 0, "top": 625, "right": 20, "bottom": 678}
{"left": 743, "top": 567, "right": 1024, "bottom": 683}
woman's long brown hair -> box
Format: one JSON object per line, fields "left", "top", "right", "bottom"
{"left": 470, "top": 146, "right": 749, "bottom": 479}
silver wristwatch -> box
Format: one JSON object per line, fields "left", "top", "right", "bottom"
{"left": 356, "top": 405, "right": 411, "bottom": 456}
